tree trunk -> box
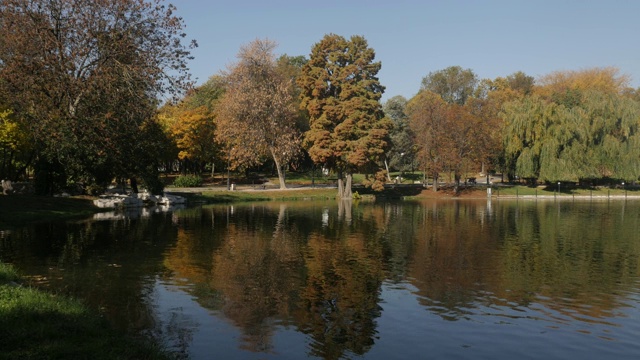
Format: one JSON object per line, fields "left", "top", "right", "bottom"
{"left": 336, "top": 169, "right": 353, "bottom": 199}
{"left": 384, "top": 159, "right": 392, "bottom": 182}
{"left": 454, "top": 173, "right": 460, "bottom": 193}
{"left": 338, "top": 172, "right": 353, "bottom": 200}
{"left": 341, "top": 173, "right": 353, "bottom": 199}
{"left": 130, "top": 177, "right": 138, "bottom": 194}
{"left": 432, "top": 173, "right": 439, "bottom": 192}
{"left": 270, "top": 148, "right": 287, "bottom": 189}
{"left": 15, "top": 152, "right": 34, "bottom": 182}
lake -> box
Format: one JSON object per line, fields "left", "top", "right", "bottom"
{"left": 1, "top": 198, "right": 639, "bottom": 359}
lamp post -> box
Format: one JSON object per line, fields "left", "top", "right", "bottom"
{"left": 400, "top": 152, "right": 405, "bottom": 183}
{"left": 557, "top": 181, "right": 561, "bottom": 196}
{"left": 623, "top": 182, "right": 626, "bottom": 199}
{"left": 227, "top": 150, "right": 231, "bottom": 190}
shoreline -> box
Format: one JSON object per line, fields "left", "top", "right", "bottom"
{"left": 1, "top": 185, "right": 638, "bottom": 228}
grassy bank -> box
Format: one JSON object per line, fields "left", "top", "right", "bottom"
{"left": 0, "top": 195, "right": 102, "bottom": 228}
{"left": 488, "top": 184, "right": 636, "bottom": 197}
{"left": 0, "top": 262, "right": 172, "bottom": 360}
{"left": 181, "top": 187, "right": 339, "bottom": 203}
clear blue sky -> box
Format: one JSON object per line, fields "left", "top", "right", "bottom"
{"left": 177, "top": 0, "right": 640, "bottom": 101}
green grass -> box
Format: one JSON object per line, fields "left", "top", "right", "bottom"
{"left": 0, "top": 262, "right": 173, "bottom": 360}
{"left": 197, "top": 188, "right": 338, "bottom": 203}
{"left": 494, "top": 184, "right": 635, "bottom": 197}
{"left": 266, "top": 171, "right": 380, "bottom": 186}
{"left": 0, "top": 195, "right": 102, "bottom": 228}
{"left": 0, "top": 263, "right": 19, "bottom": 283}
{"left": 191, "top": 185, "right": 429, "bottom": 202}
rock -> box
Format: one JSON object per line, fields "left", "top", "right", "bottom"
{"left": 159, "top": 194, "right": 186, "bottom": 205}
{"left": 137, "top": 192, "right": 160, "bottom": 205}
{"left": 92, "top": 193, "right": 185, "bottom": 209}
{"left": 93, "top": 194, "right": 143, "bottom": 209}
{"left": 1, "top": 179, "right": 13, "bottom": 195}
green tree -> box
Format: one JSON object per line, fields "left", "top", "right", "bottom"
{"left": 277, "top": 54, "right": 310, "bottom": 134}
{"left": 421, "top": 66, "right": 478, "bottom": 105}
{"left": 184, "top": 75, "right": 226, "bottom": 112}
{"left": 383, "top": 96, "right": 415, "bottom": 179}
{"left": 502, "top": 90, "right": 640, "bottom": 183}
{"left": 0, "top": 0, "right": 195, "bottom": 194}
{"left": 298, "top": 34, "right": 391, "bottom": 198}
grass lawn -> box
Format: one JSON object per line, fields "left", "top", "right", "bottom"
{"left": 195, "top": 188, "right": 338, "bottom": 203}
{"left": 0, "top": 262, "right": 173, "bottom": 360}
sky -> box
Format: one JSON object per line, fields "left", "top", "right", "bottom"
{"left": 176, "top": 0, "right": 640, "bottom": 101}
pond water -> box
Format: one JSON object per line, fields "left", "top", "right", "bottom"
{"left": 1, "top": 199, "right": 640, "bottom": 359}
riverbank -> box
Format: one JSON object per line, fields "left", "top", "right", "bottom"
{"left": 1, "top": 185, "right": 637, "bottom": 228}
{"left": 0, "top": 195, "right": 102, "bottom": 228}
{"left": 0, "top": 262, "right": 173, "bottom": 360}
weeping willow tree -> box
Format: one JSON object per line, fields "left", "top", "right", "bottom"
{"left": 502, "top": 90, "right": 640, "bottom": 183}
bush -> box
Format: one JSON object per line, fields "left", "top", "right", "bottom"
{"left": 85, "top": 183, "right": 104, "bottom": 196}
{"left": 173, "top": 174, "right": 203, "bottom": 188}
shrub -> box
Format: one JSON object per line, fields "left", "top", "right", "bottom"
{"left": 173, "top": 174, "right": 203, "bottom": 188}
{"left": 85, "top": 183, "right": 105, "bottom": 196}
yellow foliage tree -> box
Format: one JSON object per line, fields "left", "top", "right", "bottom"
{"left": 536, "top": 67, "right": 630, "bottom": 98}
{"left": 157, "top": 103, "right": 219, "bottom": 174}
{"left": 0, "top": 108, "right": 33, "bottom": 180}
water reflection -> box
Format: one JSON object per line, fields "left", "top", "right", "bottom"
{"left": 1, "top": 200, "right": 639, "bottom": 359}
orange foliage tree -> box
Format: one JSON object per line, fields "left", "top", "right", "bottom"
{"left": 298, "top": 34, "right": 392, "bottom": 198}
{"left": 217, "top": 39, "right": 301, "bottom": 189}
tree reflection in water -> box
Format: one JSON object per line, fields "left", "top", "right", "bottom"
{"left": 164, "top": 201, "right": 385, "bottom": 358}
{"left": 1, "top": 199, "right": 639, "bottom": 359}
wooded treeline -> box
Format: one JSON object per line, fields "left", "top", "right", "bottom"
{"left": 2, "top": 0, "right": 640, "bottom": 196}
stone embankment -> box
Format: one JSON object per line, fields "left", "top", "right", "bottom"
{"left": 93, "top": 192, "right": 186, "bottom": 209}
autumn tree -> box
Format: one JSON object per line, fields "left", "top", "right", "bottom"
{"left": 298, "top": 34, "right": 391, "bottom": 198}
{"left": 413, "top": 66, "right": 500, "bottom": 191}
{"left": 0, "top": 107, "right": 33, "bottom": 181}
{"left": 469, "top": 72, "right": 534, "bottom": 179}
{"left": 407, "top": 91, "right": 449, "bottom": 191}
{"left": 535, "top": 67, "right": 630, "bottom": 99}
{"left": 442, "top": 104, "right": 484, "bottom": 190}
{"left": 158, "top": 76, "right": 225, "bottom": 175}
{"left": 217, "top": 39, "right": 301, "bottom": 189}
{"left": 0, "top": 0, "right": 196, "bottom": 194}
{"left": 159, "top": 105, "right": 219, "bottom": 174}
